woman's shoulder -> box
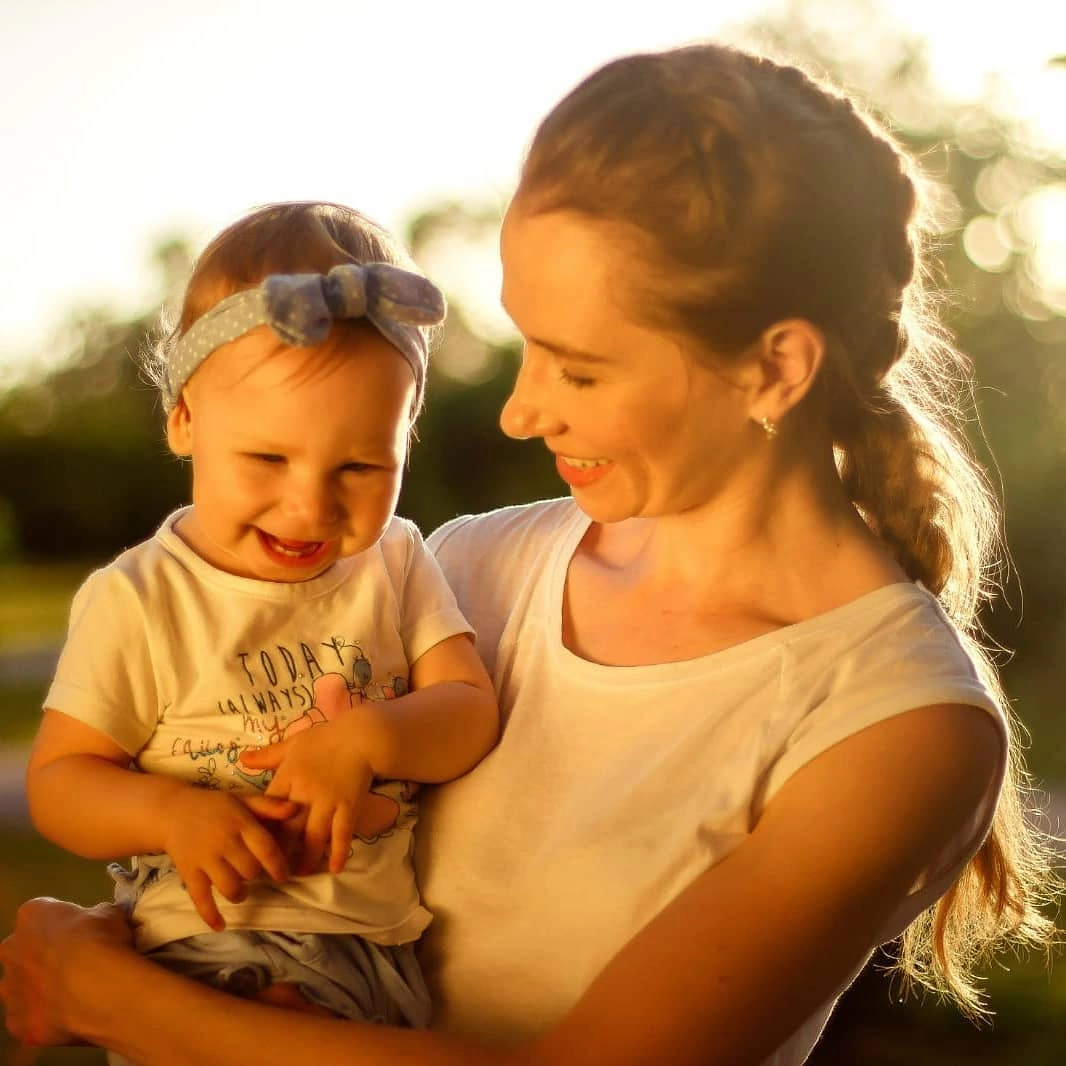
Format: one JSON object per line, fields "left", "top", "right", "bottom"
{"left": 781, "top": 581, "right": 999, "bottom": 713}
{"left": 428, "top": 496, "right": 583, "bottom": 564}
{"left": 756, "top": 581, "right": 1006, "bottom": 816}
{"left": 426, "top": 498, "right": 584, "bottom": 661}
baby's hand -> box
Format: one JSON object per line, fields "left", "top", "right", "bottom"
{"left": 266, "top": 789, "right": 397, "bottom": 873}
{"left": 161, "top": 788, "right": 294, "bottom": 931}
{"left": 239, "top": 723, "right": 374, "bottom": 876}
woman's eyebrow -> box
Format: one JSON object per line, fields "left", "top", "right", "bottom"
{"left": 528, "top": 335, "right": 612, "bottom": 365}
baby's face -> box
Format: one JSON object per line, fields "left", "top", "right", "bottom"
{"left": 167, "top": 325, "right": 415, "bottom": 582}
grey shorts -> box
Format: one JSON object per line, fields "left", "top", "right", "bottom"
{"left": 107, "top": 856, "right": 430, "bottom": 1055}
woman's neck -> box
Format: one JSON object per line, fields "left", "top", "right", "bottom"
{"left": 573, "top": 446, "right": 905, "bottom": 637}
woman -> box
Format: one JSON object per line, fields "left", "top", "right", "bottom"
{"left": 1, "top": 41, "right": 1058, "bottom": 1066}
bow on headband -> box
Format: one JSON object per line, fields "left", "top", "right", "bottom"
{"left": 164, "top": 262, "right": 445, "bottom": 411}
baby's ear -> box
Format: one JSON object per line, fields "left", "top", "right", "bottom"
{"left": 165, "top": 397, "right": 193, "bottom": 457}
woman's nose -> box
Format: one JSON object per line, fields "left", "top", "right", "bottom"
{"left": 499, "top": 352, "right": 565, "bottom": 441}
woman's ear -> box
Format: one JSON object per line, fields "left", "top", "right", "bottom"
{"left": 748, "top": 318, "right": 825, "bottom": 423}
{"left": 166, "top": 397, "right": 193, "bottom": 457}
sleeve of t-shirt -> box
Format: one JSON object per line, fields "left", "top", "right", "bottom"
{"left": 44, "top": 566, "right": 162, "bottom": 756}
{"left": 383, "top": 518, "right": 474, "bottom": 665}
{"left": 757, "top": 607, "right": 1006, "bottom": 809}
{"left": 753, "top": 602, "right": 1009, "bottom": 937}
{"left": 426, "top": 513, "right": 480, "bottom": 591}
{"left": 427, "top": 500, "right": 576, "bottom": 679}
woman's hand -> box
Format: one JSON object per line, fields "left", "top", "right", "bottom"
{"left": 0, "top": 898, "right": 131, "bottom": 1047}
{"left": 161, "top": 789, "right": 295, "bottom": 931}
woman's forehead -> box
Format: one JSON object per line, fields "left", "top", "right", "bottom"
{"left": 500, "top": 208, "right": 645, "bottom": 341}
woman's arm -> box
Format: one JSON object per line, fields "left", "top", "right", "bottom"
{"left": 4, "top": 702, "right": 999, "bottom": 1066}
{"left": 27, "top": 710, "right": 293, "bottom": 929}
{"left": 523, "top": 702, "right": 1003, "bottom": 1065}
{"left": 0, "top": 899, "right": 503, "bottom": 1065}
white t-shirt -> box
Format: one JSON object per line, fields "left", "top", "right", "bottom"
{"left": 47, "top": 508, "right": 472, "bottom": 951}
{"left": 417, "top": 498, "right": 1007, "bottom": 1064}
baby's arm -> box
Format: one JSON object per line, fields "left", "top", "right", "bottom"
{"left": 360, "top": 632, "right": 500, "bottom": 781}
{"left": 27, "top": 709, "right": 294, "bottom": 930}
{"left": 240, "top": 632, "right": 499, "bottom": 873}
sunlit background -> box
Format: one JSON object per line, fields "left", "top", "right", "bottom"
{"left": 2, "top": 0, "right": 1065, "bottom": 380}
{"left": 2, "top": 2, "right": 1066, "bottom": 1063}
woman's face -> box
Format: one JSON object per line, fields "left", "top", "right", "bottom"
{"left": 498, "top": 204, "right": 758, "bottom": 524}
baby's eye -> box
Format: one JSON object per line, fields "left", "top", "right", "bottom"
{"left": 559, "top": 367, "right": 595, "bottom": 389}
{"left": 250, "top": 453, "right": 285, "bottom": 464}
{"left": 341, "top": 462, "right": 375, "bottom": 474}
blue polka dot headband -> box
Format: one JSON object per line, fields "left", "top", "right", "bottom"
{"left": 164, "top": 262, "right": 446, "bottom": 411}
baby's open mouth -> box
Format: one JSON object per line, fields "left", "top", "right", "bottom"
{"left": 257, "top": 530, "right": 328, "bottom": 562}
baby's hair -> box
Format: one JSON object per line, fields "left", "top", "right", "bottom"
{"left": 516, "top": 43, "right": 1059, "bottom": 1015}
{"left": 143, "top": 201, "right": 437, "bottom": 409}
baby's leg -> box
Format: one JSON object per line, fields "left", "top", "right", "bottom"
{"left": 254, "top": 980, "right": 336, "bottom": 1016}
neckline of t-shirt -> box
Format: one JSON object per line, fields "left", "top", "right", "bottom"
{"left": 544, "top": 502, "right": 935, "bottom": 677}
{"left": 155, "top": 506, "right": 361, "bottom": 601}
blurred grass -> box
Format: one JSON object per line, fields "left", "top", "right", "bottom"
{"left": 0, "top": 561, "right": 86, "bottom": 750}
{"left": 0, "top": 564, "right": 89, "bottom": 647}
{"left": 0, "top": 685, "right": 45, "bottom": 747}
{"left": 0, "top": 562, "right": 107, "bottom": 1063}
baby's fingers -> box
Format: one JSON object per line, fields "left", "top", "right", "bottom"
{"left": 329, "top": 806, "right": 355, "bottom": 875}
{"left": 241, "top": 824, "right": 290, "bottom": 884}
{"left": 297, "top": 806, "right": 334, "bottom": 877}
{"left": 241, "top": 793, "right": 299, "bottom": 823}
{"left": 183, "top": 869, "right": 224, "bottom": 933}
{"left": 206, "top": 859, "right": 251, "bottom": 906}
{"left": 275, "top": 809, "right": 308, "bottom": 868}
{"left": 238, "top": 742, "right": 287, "bottom": 772}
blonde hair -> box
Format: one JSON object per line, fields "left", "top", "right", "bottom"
{"left": 517, "top": 43, "right": 1060, "bottom": 1016}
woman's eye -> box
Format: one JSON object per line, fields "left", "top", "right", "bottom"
{"left": 559, "top": 367, "right": 595, "bottom": 389}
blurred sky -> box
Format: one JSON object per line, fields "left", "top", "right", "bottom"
{"left": 2, "top": 0, "right": 1065, "bottom": 382}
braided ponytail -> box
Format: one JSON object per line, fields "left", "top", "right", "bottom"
{"left": 753, "top": 58, "right": 1060, "bottom": 1015}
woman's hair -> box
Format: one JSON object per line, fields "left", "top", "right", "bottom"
{"left": 143, "top": 200, "right": 433, "bottom": 405}
{"left": 516, "top": 43, "right": 1059, "bottom": 1016}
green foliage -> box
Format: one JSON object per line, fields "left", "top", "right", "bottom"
{"left": 400, "top": 341, "right": 563, "bottom": 533}
{"left": 0, "top": 303, "right": 189, "bottom": 563}
{"left": 809, "top": 944, "right": 1066, "bottom": 1064}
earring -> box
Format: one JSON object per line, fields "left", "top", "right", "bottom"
{"left": 757, "top": 416, "right": 778, "bottom": 440}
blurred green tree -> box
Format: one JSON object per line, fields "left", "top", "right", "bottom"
{"left": 0, "top": 238, "right": 193, "bottom": 561}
